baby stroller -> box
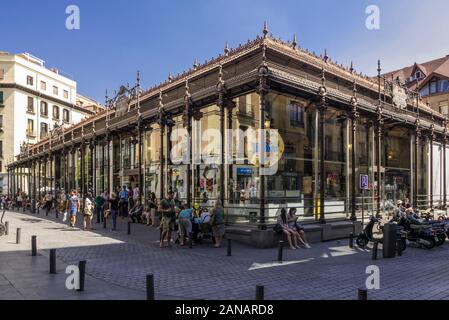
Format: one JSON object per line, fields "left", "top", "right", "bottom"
{"left": 193, "top": 209, "right": 215, "bottom": 244}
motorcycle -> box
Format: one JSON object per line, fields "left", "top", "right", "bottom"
{"left": 356, "top": 216, "right": 407, "bottom": 253}
{"left": 397, "top": 215, "right": 439, "bottom": 249}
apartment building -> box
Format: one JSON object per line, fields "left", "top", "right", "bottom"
{"left": 0, "top": 51, "right": 100, "bottom": 194}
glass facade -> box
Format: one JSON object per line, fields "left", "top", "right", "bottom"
{"left": 10, "top": 90, "right": 448, "bottom": 227}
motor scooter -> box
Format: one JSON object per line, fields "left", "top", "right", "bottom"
{"left": 356, "top": 216, "right": 407, "bottom": 252}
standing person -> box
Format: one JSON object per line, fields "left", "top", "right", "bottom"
{"left": 118, "top": 186, "right": 129, "bottom": 218}
{"left": 149, "top": 192, "right": 158, "bottom": 227}
{"left": 83, "top": 193, "right": 94, "bottom": 231}
{"left": 159, "top": 191, "right": 176, "bottom": 248}
{"left": 95, "top": 193, "right": 105, "bottom": 224}
{"left": 44, "top": 192, "right": 53, "bottom": 216}
{"left": 67, "top": 190, "right": 80, "bottom": 228}
{"left": 59, "top": 190, "right": 68, "bottom": 222}
{"left": 210, "top": 200, "right": 225, "bottom": 248}
{"left": 108, "top": 192, "right": 119, "bottom": 231}
{"left": 133, "top": 184, "right": 140, "bottom": 207}
{"left": 16, "top": 193, "right": 23, "bottom": 211}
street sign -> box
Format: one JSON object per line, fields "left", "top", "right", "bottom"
{"left": 360, "top": 175, "right": 369, "bottom": 190}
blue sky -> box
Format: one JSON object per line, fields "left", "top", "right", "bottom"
{"left": 2, "top": 0, "right": 449, "bottom": 102}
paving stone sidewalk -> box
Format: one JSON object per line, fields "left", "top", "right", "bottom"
{"left": 1, "top": 209, "right": 449, "bottom": 300}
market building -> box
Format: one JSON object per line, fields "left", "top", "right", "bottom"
{"left": 6, "top": 25, "right": 449, "bottom": 246}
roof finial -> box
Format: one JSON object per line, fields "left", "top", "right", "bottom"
{"left": 292, "top": 34, "right": 297, "bottom": 49}
{"left": 350, "top": 61, "right": 354, "bottom": 74}
{"left": 263, "top": 21, "right": 268, "bottom": 38}
{"left": 323, "top": 49, "right": 329, "bottom": 63}
{"left": 224, "top": 42, "right": 229, "bottom": 56}
{"left": 168, "top": 73, "right": 174, "bottom": 82}
{"left": 193, "top": 58, "right": 199, "bottom": 70}
{"left": 377, "top": 59, "right": 381, "bottom": 75}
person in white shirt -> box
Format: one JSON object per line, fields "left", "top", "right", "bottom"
{"left": 83, "top": 193, "right": 94, "bottom": 231}
{"left": 133, "top": 185, "right": 140, "bottom": 203}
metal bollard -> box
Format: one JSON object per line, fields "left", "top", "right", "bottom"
{"left": 103, "top": 217, "right": 107, "bottom": 229}
{"left": 49, "top": 249, "right": 57, "bottom": 274}
{"left": 227, "top": 239, "right": 232, "bottom": 257}
{"left": 4, "top": 221, "right": 9, "bottom": 236}
{"left": 397, "top": 240, "right": 403, "bottom": 256}
{"left": 16, "top": 228, "right": 21, "bottom": 244}
{"left": 358, "top": 288, "right": 368, "bottom": 300}
{"left": 349, "top": 233, "right": 354, "bottom": 249}
{"left": 255, "top": 285, "right": 264, "bottom": 300}
{"left": 372, "top": 241, "right": 378, "bottom": 260}
{"left": 31, "top": 235, "right": 37, "bottom": 256}
{"left": 277, "top": 241, "right": 284, "bottom": 263}
{"left": 77, "top": 261, "right": 86, "bottom": 292}
{"left": 127, "top": 221, "right": 131, "bottom": 235}
{"left": 189, "top": 232, "right": 193, "bottom": 249}
{"left": 146, "top": 274, "right": 155, "bottom": 300}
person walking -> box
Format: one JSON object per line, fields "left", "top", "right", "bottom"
{"left": 95, "top": 192, "right": 105, "bottom": 224}
{"left": 210, "top": 200, "right": 225, "bottom": 248}
{"left": 118, "top": 186, "right": 129, "bottom": 218}
{"left": 67, "top": 190, "right": 80, "bottom": 228}
{"left": 83, "top": 193, "right": 94, "bottom": 231}
{"left": 108, "top": 192, "right": 119, "bottom": 231}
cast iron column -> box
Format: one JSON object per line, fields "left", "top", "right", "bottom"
{"left": 183, "top": 85, "right": 192, "bottom": 207}
{"left": 90, "top": 142, "right": 96, "bottom": 197}
{"left": 226, "top": 101, "right": 235, "bottom": 204}
{"left": 217, "top": 65, "right": 226, "bottom": 205}
{"left": 158, "top": 92, "right": 166, "bottom": 201}
{"left": 50, "top": 154, "right": 54, "bottom": 198}
{"left": 350, "top": 81, "right": 359, "bottom": 221}
{"left": 138, "top": 121, "right": 143, "bottom": 203}
{"left": 80, "top": 143, "right": 85, "bottom": 200}
{"left": 414, "top": 120, "right": 421, "bottom": 208}
{"left": 32, "top": 160, "right": 36, "bottom": 207}
{"left": 443, "top": 121, "right": 448, "bottom": 209}
{"left": 38, "top": 158, "right": 42, "bottom": 202}
{"left": 317, "top": 67, "right": 327, "bottom": 224}
{"left": 429, "top": 121, "right": 435, "bottom": 210}
{"left": 258, "top": 59, "right": 269, "bottom": 229}
{"left": 375, "top": 61, "right": 383, "bottom": 218}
